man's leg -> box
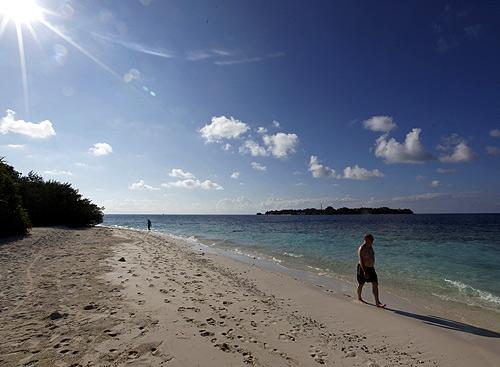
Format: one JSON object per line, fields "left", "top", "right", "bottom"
{"left": 357, "top": 283, "right": 364, "bottom": 302}
{"left": 371, "top": 283, "right": 385, "bottom": 307}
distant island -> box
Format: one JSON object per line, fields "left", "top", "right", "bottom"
{"left": 258, "top": 206, "right": 413, "bottom": 215}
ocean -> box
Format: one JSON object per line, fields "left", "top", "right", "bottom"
{"left": 103, "top": 214, "right": 500, "bottom": 322}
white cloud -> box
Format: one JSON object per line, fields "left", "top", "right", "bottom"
{"left": 216, "top": 196, "right": 253, "bottom": 212}
{"left": 257, "top": 127, "right": 268, "bottom": 134}
{"left": 199, "top": 116, "right": 249, "bottom": 143}
{"left": 93, "top": 32, "right": 174, "bottom": 59}
{"left": 223, "top": 143, "right": 232, "bottom": 151}
{"left": 89, "top": 142, "right": 113, "bottom": 156}
{"left": 169, "top": 168, "right": 195, "bottom": 179}
{"left": 363, "top": 115, "right": 397, "bottom": 133}
{"left": 486, "top": 146, "right": 500, "bottom": 156}
{"left": 5, "top": 144, "right": 25, "bottom": 149}
{"left": 230, "top": 171, "right": 240, "bottom": 179}
{"left": 214, "top": 52, "right": 285, "bottom": 66}
{"left": 164, "top": 169, "right": 223, "bottom": 190}
{"left": 308, "top": 155, "right": 336, "bottom": 178}
{"left": 341, "top": 165, "right": 384, "bottom": 180}
{"left": 169, "top": 179, "right": 223, "bottom": 190}
{"left": 262, "top": 132, "right": 299, "bottom": 158}
{"left": 272, "top": 120, "right": 280, "bottom": 128}
{"left": 436, "top": 168, "right": 456, "bottom": 174}
{"left": 489, "top": 129, "right": 500, "bottom": 138}
{"left": 438, "top": 135, "right": 476, "bottom": 163}
{"left": 211, "top": 49, "right": 233, "bottom": 56}
{"left": 251, "top": 162, "right": 266, "bottom": 171}
{"left": 129, "top": 180, "right": 159, "bottom": 191}
{"left": 430, "top": 180, "right": 442, "bottom": 188}
{"left": 75, "top": 162, "right": 87, "bottom": 167}
{"left": 44, "top": 170, "right": 73, "bottom": 176}
{"left": 239, "top": 139, "right": 268, "bottom": 157}
{"left": 416, "top": 175, "right": 425, "bottom": 181}
{"left": 374, "top": 128, "right": 434, "bottom": 164}
{"left": 0, "top": 109, "right": 55, "bottom": 139}
{"left": 389, "top": 192, "right": 476, "bottom": 202}
{"left": 185, "top": 50, "right": 212, "bottom": 61}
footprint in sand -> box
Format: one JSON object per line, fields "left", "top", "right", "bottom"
{"left": 199, "top": 329, "right": 215, "bottom": 337}
{"left": 128, "top": 350, "right": 139, "bottom": 359}
{"left": 278, "top": 333, "right": 295, "bottom": 342}
{"left": 310, "top": 347, "right": 327, "bottom": 364}
{"left": 214, "top": 342, "right": 231, "bottom": 352}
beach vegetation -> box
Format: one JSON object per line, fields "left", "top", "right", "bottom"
{"left": 0, "top": 158, "right": 103, "bottom": 237}
{"left": 0, "top": 158, "right": 31, "bottom": 236}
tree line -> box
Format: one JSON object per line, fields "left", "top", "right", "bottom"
{"left": 262, "top": 206, "right": 413, "bottom": 215}
{"left": 0, "top": 158, "right": 103, "bottom": 237}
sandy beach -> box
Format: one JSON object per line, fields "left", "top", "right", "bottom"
{"left": 0, "top": 227, "right": 499, "bottom": 367}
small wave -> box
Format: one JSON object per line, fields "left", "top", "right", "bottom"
{"left": 232, "top": 248, "right": 261, "bottom": 260}
{"left": 283, "top": 252, "right": 304, "bottom": 258}
{"left": 101, "top": 224, "right": 148, "bottom": 232}
{"left": 307, "top": 265, "right": 325, "bottom": 272}
{"left": 272, "top": 257, "right": 283, "bottom": 264}
{"left": 444, "top": 279, "right": 500, "bottom": 306}
{"left": 164, "top": 232, "right": 200, "bottom": 245}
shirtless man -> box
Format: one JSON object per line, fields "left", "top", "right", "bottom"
{"left": 357, "top": 233, "right": 385, "bottom": 308}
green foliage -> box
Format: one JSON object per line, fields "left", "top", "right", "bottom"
{"left": 0, "top": 158, "right": 31, "bottom": 236}
{"left": 19, "top": 173, "right": 103, "bottom": 227}
{"left": 0, "top": 158, "right": 103, "bottom": 237}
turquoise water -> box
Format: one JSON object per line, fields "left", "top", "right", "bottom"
{"left": 103, "top": 214, "right": 500, "bottom": 314}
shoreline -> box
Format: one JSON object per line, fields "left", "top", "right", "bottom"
{"left": 1, "top": 227, "right": 499, "bottom": 366}
{"left": 103, "top": 223, "right": 500, "bottom": 333}
{"left": 176, "top": 229, "right": 500, "bottom": 333}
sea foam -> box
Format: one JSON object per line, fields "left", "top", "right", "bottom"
{"left": 444, "top": 279, "right": 500, "bottom": 306}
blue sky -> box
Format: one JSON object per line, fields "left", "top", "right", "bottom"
{"left": 1, "top": 0, "right": 499, "bottom": 213}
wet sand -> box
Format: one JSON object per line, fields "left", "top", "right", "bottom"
{"left": 0, "top": 227, "right": 498, "bottom": 366}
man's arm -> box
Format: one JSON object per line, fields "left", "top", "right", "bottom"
{"left": 358, "top": 246, "right": 367, "bottom": 275}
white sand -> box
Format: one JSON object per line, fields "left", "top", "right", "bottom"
{"left": 0, "top": 227, "right": 498, "bottom": 366}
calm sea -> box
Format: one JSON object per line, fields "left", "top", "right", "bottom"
{"left": 103, "top": 214, "right": 500, "bottom": 315}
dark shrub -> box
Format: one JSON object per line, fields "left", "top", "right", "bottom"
{"left": 0, "top": 158, "right": 103, "bottom": 237}
{"left": 0, "top": 158, "right": 31, "bottom": 236}
{"left": 19, "top": 172, "right": 103, "bottom": 227}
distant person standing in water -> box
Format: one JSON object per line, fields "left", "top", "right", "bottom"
{"left": 357, "top": 233, "right": 385, "bottom": 308}
{"left": 147, "top": 219, "right": 151, "bottom": 231}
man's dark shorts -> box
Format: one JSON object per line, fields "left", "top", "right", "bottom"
{"left": 357, "top": 264, "right": 378, "bottom": 284}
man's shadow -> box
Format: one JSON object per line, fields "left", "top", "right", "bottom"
{"left": 360, "top": 300, "right": 500, "bottom": 338}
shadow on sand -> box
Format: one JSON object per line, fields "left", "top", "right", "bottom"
{"left": 386, "top": 308, "right": 500, "bottom": 338}
{"left": 0, "top": 234, "right": 27, "bottom": 246}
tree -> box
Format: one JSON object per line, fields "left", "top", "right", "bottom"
{"left": 0, "top": 158, "right": 31, "bottom": 236}
{"left": 19, "top": 174, "right": 103, "bottom": 227}
{"left": 0, "top": 158, "right": 104, "bottom": 237}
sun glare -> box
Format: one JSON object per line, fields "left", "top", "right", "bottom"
{"left": 1, "top": 0, "right": 119, "bottom": 116}
{"left": 0, "top": 0, "right": 43, "bottom": 24}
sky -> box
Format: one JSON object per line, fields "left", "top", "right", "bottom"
{"left": 1, "top": 0, "right": 499, "bottom": 214}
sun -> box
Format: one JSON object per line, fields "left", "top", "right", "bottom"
{"left": 0, "top": 0, "right": 43, "bottom": 24}
{"left": 1, "top": 0, "right": 120, "bottom": 116}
